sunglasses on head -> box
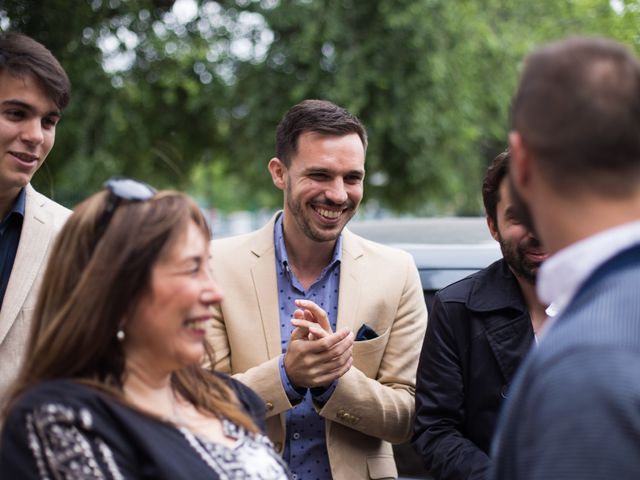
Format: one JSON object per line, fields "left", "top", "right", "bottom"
{"left": 94, "top": 177, "right": 157, "bottom": 242}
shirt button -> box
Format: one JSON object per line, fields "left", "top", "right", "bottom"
{"left": 292, "top": 432, "right": 300, "bottom": 440}
{"left": 265, "top": 401, "right": 274, "bottom": 411}
{"left": 292, "top": 475, "right": 298, "bottom": 480}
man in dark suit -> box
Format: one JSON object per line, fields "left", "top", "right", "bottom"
{"left": 491, "top": 37, "right": 640, "bottom": 479}
{"left": 411, "top": 150, "right": 548, "bottom": 480}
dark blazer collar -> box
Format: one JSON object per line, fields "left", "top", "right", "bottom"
{"left": 468, "top": 259, "right": 535, "bottom": 383}
{"left": 466, "top": 258, "right": 528, "bottom": 314}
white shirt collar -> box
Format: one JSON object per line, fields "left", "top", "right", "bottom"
{"left": 536, "top": 220, "right": 640, "bottom": 339}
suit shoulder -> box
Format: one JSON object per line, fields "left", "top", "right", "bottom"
{"left": 435, "top": 259, "right": 505, "bottom": 304}
{"left": 212, "top": 231, "right": 254, "bottom": 250}
{"left": 211, "top": 225, "right": 271, "bottom": 254}
{"left": 434, "top": 271, "right": 481, "bottom": 304}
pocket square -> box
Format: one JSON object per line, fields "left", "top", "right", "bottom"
{"left": 356, "top": 323, "right": 378, "bottom": 341}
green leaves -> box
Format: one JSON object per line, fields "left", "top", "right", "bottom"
{"left": 3, "top": 0, "right": 639, "bottom": 213}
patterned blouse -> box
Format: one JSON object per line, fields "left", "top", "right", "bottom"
{"left": 0, "top": 378, "right": 291, "bottom": 480}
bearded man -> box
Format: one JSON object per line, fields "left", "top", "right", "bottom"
{"left": 411, "top": 149, "right": 548, "bottom": 480}
{"left": 207, "top": 99, "right": 428, "bottom": 480}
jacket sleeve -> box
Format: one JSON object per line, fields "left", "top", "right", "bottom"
{"left": 412, "top": 293, "right": 490, "bottom": 480}
{"left": 315, "top": 255, "right": 428, "bottom": 444}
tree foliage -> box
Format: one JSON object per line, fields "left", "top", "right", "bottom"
{"left": 2, "top": 0, "right": 639, "bottom": 213}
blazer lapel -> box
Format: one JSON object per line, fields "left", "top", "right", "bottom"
{"left": 336, "top": 229, "right": 363, "bottom": 333}
{"left": 0, "top": 187, "right": 52, "bottom": 345}
{"left": 249, "top": 215, "right": 282, "bottom": 359}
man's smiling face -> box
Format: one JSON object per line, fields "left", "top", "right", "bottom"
{"left": 280, "top": 131, "right": 365, "bottom": 243}
{"left": 0, "top": 71, "right": 59, "bottom": 200}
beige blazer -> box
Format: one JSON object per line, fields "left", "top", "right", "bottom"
{"left": 0, "top": 185, "right": 70, "bottom": 401}
{"left": 208, "top": 214, "right": 428, "bottom": 479}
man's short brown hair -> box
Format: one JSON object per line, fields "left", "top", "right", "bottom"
{"left": 275, "top": 99, "right": 367, "bottom": 167}
{"left": 511, "top": 36, "right": 640, "bottom": 197}
{"left": 482, "top": 150, "right": 510, "bottom": 227}
{"left": 0, "top": 32, "right": 70, "bottom": 110}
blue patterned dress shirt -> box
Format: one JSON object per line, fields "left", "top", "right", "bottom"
{"left": 274, "top": 213, "right": 342, "bottom": 480}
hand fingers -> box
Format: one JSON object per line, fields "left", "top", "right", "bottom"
{"left": 329, "top": 330, "right": 354, "bottom": 357}
{"left": 295, "top": 299, "right": 332, "bottom": 333}
{"left": 299, "top": 327, "right": 352, "bottom": 353}
{"left": 289, "top": 326, "right": 308, "bottom": 341}
{"left": 311, "top": 333, "right": 354, "bottom": 375}
{"left": 284, "top": 331, "right": 353, "bottom": 388}
{"left": 312, "top": 356, "right": 353, "bottom": 387}
{"left": 308, "top": 325, "right": 328, "bottom": 339}
{"left": 312, "top": 329, "right": 354, "bottom": 358}
{"left": 291, "top": 318, "right": 330, "bottom": 339}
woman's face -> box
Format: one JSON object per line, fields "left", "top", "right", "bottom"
{"left": 124, "top": 219, "right": 222, "bottom": 375}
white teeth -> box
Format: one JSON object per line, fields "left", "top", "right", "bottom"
{"left": 316, "top": 208, "right": 341, "bottom": 219}
{"left": 184, "top": 319, "right": 210, "bottom": 330}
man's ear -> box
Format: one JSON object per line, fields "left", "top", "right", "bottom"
{"left": 486, "top": 214, "right": 500, "bottom": 242}
{"left": 508, "top": 131, "right": 531, "bottom": 200}
{"left": 268, "top": 157, "right": 287, "bottom": 191}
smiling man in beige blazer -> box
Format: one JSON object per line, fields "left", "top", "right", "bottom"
{"left": 207, "top": 99, "right": 428, "bottom": 479}
{"left": 0, "top": 33, "right": 71, "bottom": 401}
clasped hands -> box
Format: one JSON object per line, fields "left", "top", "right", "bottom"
{"left": 283, "top": 299, "right": 354, "bottom": 389}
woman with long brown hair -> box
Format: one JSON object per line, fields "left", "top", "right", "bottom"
{"left": 0, "top": 178, "right": 290, "bottom": 479}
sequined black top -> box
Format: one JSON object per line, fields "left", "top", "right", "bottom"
{"left": 0, "top": 374, "right": 291, "bottom": 479}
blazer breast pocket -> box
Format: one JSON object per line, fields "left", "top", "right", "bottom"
{"left": 352, "top": 327, "right": 390, "bottom": 379}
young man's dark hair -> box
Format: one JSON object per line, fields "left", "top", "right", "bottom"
{"left": 0, "top": 32, "right": 70, "bottom": 110}
{"left": 275, "top": 99, "right": 368, "bottom": 167}
{"left": 482, "top": 150, "right": 510, "bottom": 227}
{"left": 511, "top": 36, "right": 640, "bottom": 196}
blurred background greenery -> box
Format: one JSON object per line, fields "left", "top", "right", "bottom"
{"left": 2, "top": 0, "right": 639, "bottom": 216}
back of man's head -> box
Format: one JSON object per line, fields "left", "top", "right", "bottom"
{"left": 0, "top": 32, "right": 70, "bottom": 110}
{"left": 276, "top": 99, "right": 367, "bottom": 167}
{"left": 512, "top": 36, "right": 640, "bottom": 197}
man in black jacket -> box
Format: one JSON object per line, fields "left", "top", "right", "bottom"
{"left": 411, "top": 150, "right": 548, "bottom": 480}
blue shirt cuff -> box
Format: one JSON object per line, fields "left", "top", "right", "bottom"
{"left": 310, "top": 380, "right": 337, "bottom": 405}
{"left": 278, "top": 355, "right": 307, "bottom": 403}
